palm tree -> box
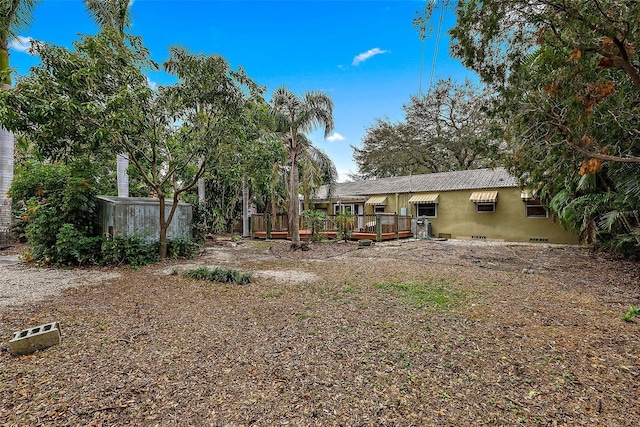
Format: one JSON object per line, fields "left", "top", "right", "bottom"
{"left": 270, "top": 87, "right": 334, "bottom": 248}
{"left": 84, "top": 0, "right": 132, "bottom": 197}
{"left": 298, "top": 136, "right": 338, "bottom": 210}
{"left": 1, "top": 0, "right": 41, "bottom": 229}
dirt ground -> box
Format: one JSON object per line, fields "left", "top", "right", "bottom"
{"left": 1, "top": 238, "right": 639, "bottom": 426}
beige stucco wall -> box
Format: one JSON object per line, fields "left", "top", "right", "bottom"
{"left": 423, "top": 188, "right": 578, "bottom": 244}
{"left": 315, "top": 187, "right": 578, "bottom": 244}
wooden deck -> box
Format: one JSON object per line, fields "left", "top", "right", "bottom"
{"left": 253, "top": 230, "right": 411, "bottom": 241}
{"left": 350, "top": 230, "right": 412, "bottom": 241}
{"left": 253, "top": 230, "right": 339, "bottom": 240}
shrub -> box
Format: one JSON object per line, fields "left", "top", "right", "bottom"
{"left": 167, "top": 237, "right": 200, "bottom": 259}
{"left": 101, "top": 235, "right": 159, "bottom": 268}
{"left": 55, "top": 224, "right": 103, "bottom": 266}
{"left": 11, "top": 164, "right": 99, "bottom": 266}
{"left": 183, "top": 266, "right": 252, "bottom": 284}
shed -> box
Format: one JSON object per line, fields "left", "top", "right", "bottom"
{"left": 96, "top": 196, "right": 192, "bottom": 242}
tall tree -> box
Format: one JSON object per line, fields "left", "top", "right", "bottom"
{"left": 270, "top": 87, "right": 334, "bottom": 248}
{"left": 416, "top": 1, "right": 640, "bottom": 253}
{"left": 0, "top": 0, "right": 41, "bottom": 229}
{"left": 298, "top": 135, "right": 338, "bottom": 210}
{"left": 83, "top": 0, "right": 145, "bottom": 198}
{"left": 355, "top": 78, "right": 496, "bottom": 179}
{"left": 0, "top": 30, "right": 259, "bottom": 258}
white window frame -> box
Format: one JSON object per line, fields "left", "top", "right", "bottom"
{"left": 416, "top": 203, "right": 437, "bottom": 218}
{"left": 333, "top": 204, "right": 355, "bottom": 215}
{"left": 475, "top": 202, "right": 496, "bottom": 213}
{"left": 373, "top": 205, "right": 385, "bottom": 213}
{"left": 525, "top": 200, "right": 548, "bottom": 218}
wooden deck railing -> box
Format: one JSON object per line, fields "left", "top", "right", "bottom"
{"left": 251, "top": 213, "right": 413, "bottom": 241}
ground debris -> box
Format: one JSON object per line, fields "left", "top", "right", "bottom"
{"left": 1, "top": 239, "right": 639, "bottom": 425}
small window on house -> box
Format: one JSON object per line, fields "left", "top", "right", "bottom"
{"left": 417, "top": 203, "right": 437, "bottom": 218}
{"left": 475, "top": 203, "right": 496, "bottom": 213}
{"left": 525, "top": 200, "right": 547, "bottom": 218}
{"left": 333, "top": 204, "right": 354, "bottom": 215}
{"left": 374, "top": 205, "right": 385, "bottom": 213}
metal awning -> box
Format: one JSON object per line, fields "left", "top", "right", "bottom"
{"left": 469, "top": 191, "right": 498, "bottom": 203}
{"left": 520, "top": 189, "right": 536, "bottom": 200}
{"left": 365, "top": 196, "right": 387, "bottom": 205}
{"left": 408, "top": 193, "right": 439, "bottom": 204}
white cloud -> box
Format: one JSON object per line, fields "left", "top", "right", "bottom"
{"left": 9, "top": 36, "right": 34, "bottom": 54}
{"left": 147, "top": 76, "right": 158, "bottom": 91}
{"left": 337, "top": 168, "right": 353, "bottom": 183}
{"left": 326, "top": 132, "right": 345, "bottom": 142}
{"left": 352, "top": 47, "right": 389, "bottom": 66}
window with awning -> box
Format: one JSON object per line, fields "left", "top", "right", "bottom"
{"left": 469, "top": 191, "right": 498, "bottom": 203}
{"left": 365, "top": 196, "right": 387, "bottom": 205}
{"left": 520, "top": 189, "right": 536, "bottom": 200}
{"left": 408, "top": 194, "right": 439, "bottom": 204}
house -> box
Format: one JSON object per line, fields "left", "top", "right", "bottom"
{"left": 312, "top": 168, "right": 578, "bottom": 244}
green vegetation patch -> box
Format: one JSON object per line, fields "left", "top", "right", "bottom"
{"left": 622, "top": 306, "right": 640, "bottom": 322}
{"left": 183, "top": 266, "right": 253, "bottom": 285}
{"left": 374, "top": 279, "right": 465, "bottom": 310}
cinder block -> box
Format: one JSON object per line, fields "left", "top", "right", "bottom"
{"left": 9, "top": 322, "right": 61, "bottom": 356}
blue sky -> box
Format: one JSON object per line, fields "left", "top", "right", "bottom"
{"left": 8, "top": 0, "right": 474, "bottom": 182}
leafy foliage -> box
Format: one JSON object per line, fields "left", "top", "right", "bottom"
{"left": 622, "top": 306, "right": 640, "bottom": 322}
{"left": 182, "top": 266, "right": 253, "bottom": 284}
{"left": 270, "top": 87, "right": 335, "bottom": 247}
{"left": 416, "top": 0, "right": 640, "bottom": 256}
{"left": 354, "top": 79, "right": 497, "bottom": 179}
{"left": 100, "top": 235, "right": 159, "bottom": 268}
{"left": 10, "top": 164, "right": 99, "bottom": 266}
{"left": 0, "top": 26, "right": 262, "bottom": 259}
{"left": 302, "top": 209, "right": 327, "bottom": 242}
{"left": 166, "top": 237, "right": 200, "bottom": 260}
{"left": 334, "top": 210, "right": 356, "bottom": 242}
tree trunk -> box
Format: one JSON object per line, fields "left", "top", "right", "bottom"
{"left": 116, "top": 153, "right": 129, "bottom": 197}
{"left": 158, "top": 196, "right": 168, "bottom": 259}
{"left": 242, "top": 175, "right": 249, "bottom": 237}
{"left": 289, "top": 150, "right": 301, "bottom": 246}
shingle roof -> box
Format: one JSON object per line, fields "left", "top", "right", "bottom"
{"left": 316, "top": 168, "right": 518, "bottom": 200}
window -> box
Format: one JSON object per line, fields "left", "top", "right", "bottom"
{"left": 333, "top": 204, "right": 354, "bottom": 215}
{"left": 475, "top": 202, "right": 496, "bottom": 213}
{"left": 417, "top": 203, "right": 437, "bottom": 217}
{"left": 373, "top": 205, "right": 385, "bottom": 213}
{"left": 525, "top": 200, "right": 547, "bottom": 218}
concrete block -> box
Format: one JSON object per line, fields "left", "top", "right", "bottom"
{"left": 9, "top": 322, "right": 61, "bottom": 356}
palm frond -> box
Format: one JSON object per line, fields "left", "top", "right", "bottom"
{"left": 1, "top": 0, "right": 41, "bottom": 41}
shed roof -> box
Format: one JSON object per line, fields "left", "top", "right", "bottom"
{"left": 96, "top": 196, "right": 190, "bottom": 206}
{"left": 315, "top": 168, "right": 518, "bottom": 200}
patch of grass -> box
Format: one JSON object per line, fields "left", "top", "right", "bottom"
{"left": 343, "top": 285, "right": 357, "bottom": 293}
{"left": 621, "top": 306, "right": 640, "bottom": 322}
{"left": 183, "top": 266, "right": 253, "bottom": 284}
{"left": 374, "top": 279, "right": 464, "bottom": 309}
{"left": 297, "top": 312, "right": 312, "bottom": 321}
{"left": 263, "top": 290, "right": 284, "bottom": 298}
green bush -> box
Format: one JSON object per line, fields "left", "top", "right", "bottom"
{"left": 101, "top": 235, "right": 159, "bottom": 268}
{"left": 11, "top": 164, "right": 99, "bottom": 265}
{"left": 167, "top": 237, "right": 200, "bottom": 259}
{"left": 55, "top": 224, "right": 103, "bottom": 266}
{"left": 183, "top": 266, "right": 252, "bottom": 284}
